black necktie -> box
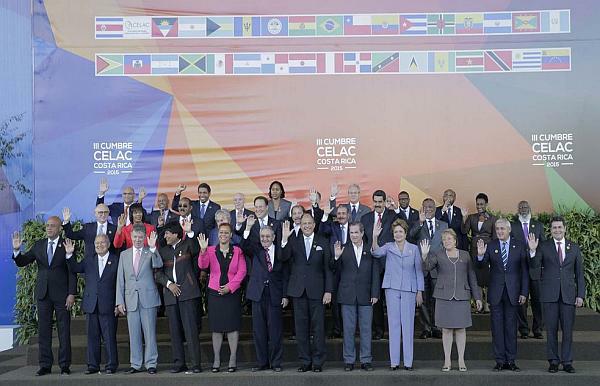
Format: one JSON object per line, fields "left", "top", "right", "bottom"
{"left": 351, "top": 205, "right": 357, "bottom": 221}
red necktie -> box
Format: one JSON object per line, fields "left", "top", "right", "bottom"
{"left": 264, "top": 248, "right": 272, "bottom": 272}
{"left": 377, "top": 213, "right": 382, "bottom": 226}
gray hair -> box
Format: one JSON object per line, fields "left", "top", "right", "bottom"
{"left": 495, "top": 218, "right": 511, "bottom": 231}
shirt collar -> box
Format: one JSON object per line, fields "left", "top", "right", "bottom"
{"left": 98, "top": 252, "right": 109, "bottom": 260}
{"left": 48, "top": 237, "right": 59, "bottom": 244}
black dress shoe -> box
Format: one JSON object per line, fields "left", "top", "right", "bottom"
{"left": 390, "top": 366, "right": 400, "bottom": 371}
{"left": 252, "top": 365, "right": 270, "bottom": 372}
{"left": 361, "top": 363, "right": 374, "bottom": 371}
{"left": 533, "top": 333, "right": 544, "bottom": 339}
{"left": 60, "top": 367, "right": 71, "bottom": 375}
{"left": 288, "top": 335, "right": 296, "bottom": 341}
{"left": 432, "top": 330, "right": 443, "bottom": 339}
{"left": 227, "top": 367, "right": 236, "bottom": 373}
{"left": 493, "top": 363, "right": 503, "bottom": 372}
{"left": 312, "top": 366, "right": 322, "bottom": 372}
{"left": 105, "top": 369, "right": 116, "bottom": 374}
{"left": 273, "top": 366, "right": 282, "bottom": 372}
{"left": 85, "top": 368, "right": 100, "bottom": 375}
{"left": 563, "top": 364, "right": 576, "bottom": 373}
{"left": 419, "top": 330, "right": 432, "bottom": 339}
{"left": 297, "top": 364, "right": 312, "bottom": 372}
{"left": 211, "top": 367, "right": 220, "bottom": 373}
{"left": 36, "top": 367, "right": 51, "bottom": 376}
{"left": 372, "top": 333, "right": 383, "bottom": 340}
{"left": 404, "top": 366, "right": 414, "bottom": 371}
{"left": 191, "top": 367, "right": 202, "bottom": 373}
{"left": 147, "top": 367, "right": 157, "bottom": 374}
{"left": 125, "top": 367, "right": 141, "bottom": 374}
{"left": 548, "top": 363, "right": 559, "bottom": 373}
{"left": 328, "top": 332, "right": 342, "bottom": 339}
{"left": 344, "top": 364, "right": 354, "bottom": 371}
{"left": 170, "top": 365, "right": 188, "bottom": 373}
{"left": 507, "top": 363, "right": 521, "bottom": 372}
{"left": 520, "top": 334, "right": 529, "bottom": 339}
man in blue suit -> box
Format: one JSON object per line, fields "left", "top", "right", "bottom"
{"left": 65, "top": 234, "right": 119, "bottom": 374}
{"left": 62, "top": 204, "right": 117, "bottom": 259}
{"left": 172, "top": 183, "right": 221, "bottom": 234}
{"left": 241, "top": 222, "right": 289, "bottom": 372}
{"left": 477, "top": 218, "right": 528, "bottom": 372}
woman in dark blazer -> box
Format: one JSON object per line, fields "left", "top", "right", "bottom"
{"left": 421, "top": 229, "right": 482, "bottom": 372}
{"left": 461, "top": 193, "right": 496, "bottom": 312}
{"left": 198, "top": 223, "right": 247, "bottom": 372}
{"left": 267, "top": 181, "right": 292, "bottom": 221}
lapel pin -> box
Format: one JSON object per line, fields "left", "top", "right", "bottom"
{"left": 494, "top": 249, "right": 498, "bottom": 254}
{"left": 531, "top": 224, "right": 535, "bottom": 228}
{"left": 107, "top": 261, "right": 112, "bottom": 265}
{"left": 512, "top": 245, "right": 516, "bottom": 249}
{"left": 567, "top": 245, "right": 571, "bottom": 250}
{"left": 363, "top": 251, "right": 367, "bottom": 255}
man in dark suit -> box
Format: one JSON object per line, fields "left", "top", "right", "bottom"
{"left": 12, "top": 216, "right": 77, "bottom": 376}
{"left": 96, "top": 177, "right": 147, "bottom": 225}
{"left": 362, "top": 190, "right": 397, "bottom": 340}
{"left": 409, "top": 198, "right": 447, "bottom": 339}
{"left": 62, "top": 204, "right": 117, "bottom": 259}
{"left": 332, "top": 222, "right": 380, "bottom": 371}
{"left": 175, "top": 197, "right": 205, "bottom": 239}
{"left": 281, "top": 213, "right": 333, "bottom": 372}
{"left": 511, "top": 201, "right": 546, "bottom": 339}
{"left": 240, "top": 223, "right": 289, "bottom": 372}
{"left": 307, "top": 189, "right": 325, "bottom": 233}
{"left": 435, "top": 189, "right": 467, "bottom": 250}
{"left": 172, "top": 183, "right": 221, "bottom": 234}
{"left": 65, "top": 234, "right": 119, "bottom": 374}
{"left": 155, "top": 222, "right": 202, "bottom": 373}
{"left": 477, "top": 218, "right": 528, "bottom": 372}
{"left": 393, "top": 191, "right": 420, "bottom": 233}
{"left": 148, "top": 193, "right": 178, "bottom": 228}
{"left": 528, "top": 215, "right": 585, "bottom": 374}
{"left": 230, "top": 192, "right": 254, "bottom": 226}
{"left": 329, "top": 183, "right": 371, "bottom": 222}
{"left": 236, "top": 196, "right": 281, "bottom": 251}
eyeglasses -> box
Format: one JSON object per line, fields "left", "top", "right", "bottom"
{"left": 96, "top": 211, "right": 110, "bottom": 214}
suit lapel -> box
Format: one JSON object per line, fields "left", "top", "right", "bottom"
{"left": 93, "top": 254, "right": 102, "bottom": 281}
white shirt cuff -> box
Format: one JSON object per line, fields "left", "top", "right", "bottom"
{"left": 66, "top": 253, "right": 73, "bottom": 260}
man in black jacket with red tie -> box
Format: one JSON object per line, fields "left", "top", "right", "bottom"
{"left": 12, "top": 216, "right": 77, "bottom": 376}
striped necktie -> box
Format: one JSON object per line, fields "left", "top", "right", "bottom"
{"left": 501, "top": 241, "right": 508, "bottom": 270}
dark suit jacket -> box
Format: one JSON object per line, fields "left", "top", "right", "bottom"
{"left": 408, "top": 218, "right": 448, "bottom": 278}
{"left": 148, "top": 209, "right": 178, "bottom": 228}
{"left": 96, "top": 196, "right": 147, "bottom": 225}
{"left": 397, "top": 206, "right": 420, "bottom": 231}
{"left": 156, "top": 238, "right": 202, "bottom": 306}
{"left": 478, "top": 239, "right": 529, "bottom": 306}
{"left": 67, "top": 252, "right": 119, "bottom": 314}
{"left": 308, "top": 205, "right": 324, "bottom": 233}
{"left": 436, "top": 205, "right": 467, "bottom": 249}
{"left": 329, "top": 199, "right": 371, "bottom": 222}
{"left": 361, "top": 209, "right": 398, "bottom": 247}
{"left": 319, "top": 220, "right": 350, "bottom": 247}
{"left": 238, "top": 217, "right": 282, "bottom": 252}
{"left": 171, "top": 194, "right": 221, "bottom": 233}
{"left": 240, "top": 238, "right": 289, "bottom": 307}
{"left": 463, "top": 212, "right": 497, "bottom": 255}
{"left": 510, "top": 218, "right": 546, "bottom": 280}
{"left": 63, "top": 221, "right": 117, "bottom": 259}
{"left": 281, "top": 233, "right": 333, "bottom": 299}
{"left": 531, "top": 239, "right": 585, "bottom": 304}
{"left": 332, "top": 242, "right": 380, "bottom": 305}
{"left": 13, "top": 238, "right": 77, "bottom": 301}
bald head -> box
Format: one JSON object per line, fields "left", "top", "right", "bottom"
{"left": 45, "top": 216, "right": 62, "bottom": 239}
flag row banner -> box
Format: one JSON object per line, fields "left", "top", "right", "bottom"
{"left": 95, "top": 48, "right": 571, "bottom": 76}
{"left": 95, "top": 10, "right": 570, "bottom": 39}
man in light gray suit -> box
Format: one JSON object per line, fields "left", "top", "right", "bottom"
{"left": 116, "top": 224, "right": 163, "bottom": 374}
{"left": 409, "top": 198, "right": 448, "bottom": 339}
{"left": 329, "top": 183, "right": 371, "bottom": 222}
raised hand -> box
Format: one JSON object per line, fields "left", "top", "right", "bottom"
{"left": 157, "top": 213, "right": 165, "bottom": 227}
{"left": 236, "top": 211, "right": 247, "bottom": 225}
{"left": 181, "top": 218, "right": 193, "bottom": 234}
{"left": 246, "top": 214, "right": 256, "bottom": 229}
{"left": 62, "top": 207, "right": 71, "bottom": 223}
{"left": 99, "top": 177, "right": 109, "bottom": 195}
{"left": 175, "top": 184, "right": 187, "bottom": 195}
{"left": 419, "top": 210, "right": 427, "bottom": 224}
{"left": 12, "top": 231, "right": 22, "bottom": 251}
{"left": 63, "top": 239, "right": 75, "bottom": 255}
{"left": 137, "top": 187, "right": 147, "bottom": 203}
{"left": 281, "top": 220, "right": 292, "bottom": 242}
{"left": 419, "top": 239, "right": 430, "bottom": 259}
{"left": 323, "top": 200, "right": 334, "bottom": 215}
{"left": 527, "top": 233, "right": 539, "bottom": 252}
{"left": 442, "top": 199, "right": 450, "bottom": 212}
{"left": 117, "top": 213, "right": 127, "bottom": 229}
{"left": 373, "top": 221, "right": 382, "bottom": 238}
{"left": 308, "top": 187, "right": 318, "bottom": 205}
{"left": 334, "top": 241, "right": 344, "bottom": 259}
{"left": 197, "top": 233, "right": 209, "bottom": 251}
{"left": 147, "top": 231, "right": 157, "bottom": 248}
{"left": 476, "top": 239, "right": 487, "bottom": 256}
{"left": 330, "top": 182, "right": 339, "bottom": 198}
{"left": 462, "top": 207, "right": 469, "bottom": 222}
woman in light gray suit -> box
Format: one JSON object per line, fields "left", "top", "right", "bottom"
{"left": 267, "top": 181, "right": 292, "bottom": 220}
{"left": 372, "top": 219, "right": 424, "bottom": 370}
{"left": 420, "top": 229, "right": 483, "bottom": 372}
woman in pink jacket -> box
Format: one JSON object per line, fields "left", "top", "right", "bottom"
{"left": 198, "top": 223, "right": 247, "bottom": 373}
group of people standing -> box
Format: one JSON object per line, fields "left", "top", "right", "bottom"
{"left": 11, "top": 179, "right": 586, "bottom": 376}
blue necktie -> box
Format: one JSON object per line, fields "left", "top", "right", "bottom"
{"left": 305, "top": 237, "right": 312, "bottom": 260}
{"left": 47, "top": 241, "right": 54, "bottom": 266}
{"left": 501, "top": 242, "right": 508, "bottom": 270}
{"left": 200, "top": 203, "right": 206, "bottom": 219}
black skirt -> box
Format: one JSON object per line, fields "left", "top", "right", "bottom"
{"left": 207, "top": 289, "right": 242, "bottom": 333}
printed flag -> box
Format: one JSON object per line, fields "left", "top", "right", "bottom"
{"left": 234, "top": 16, "right": 261, "bottom": 37}
{"left": 427, "top": 14, "right": 456, "bottom": 35}
{"left": 541, "top": 49, "right": 571, "bottom": 70}
{"left": 372, "top": 52, "right": 399, "bottom": 72}
{"left": 289, "top": 16, "right": 316, "bottom": 36}
{"left": 338, "top": 53, "right": 372, "bottom": 73}
{"left": 261, "top": 53, "right": 276, "bottom": 74}
{"left": 372, "top": 15, "right": 399, "bottom": 35}
{"left": 289, "top": 53, "right": 317, "bottom": 73}
{"left": 455, "top": 13, "right": 483, "bottom": 34}
{"left": 316, "top": 16, "right": 343, "bottom": 36}
{"left": 178, "top": 16, "right": 206, "bottom": 37}
{"left": 400, "top": 52, "right": 428, "bottom": 72}
{"left": 260, "top": 16, "right": 288, "bottom": 36}
{"left": 399, "top": 14, "right": 427, "bottom": 35}
{"left": 344, "top": 15, "right": 371, "bottom": 35}
{"left": 95, "top": 17, "right": 124, "bottom": 38}
{"left": 179, "top": 54, "right": 214, "bottom": 74}
{"left": 152, "top": 17, "right": 178, "bottom": 37}
{"left": 275, "top": 54, "right": 289, "bottom": 74}
{"left": 233, "top": 53, "right": 262, "bottom": 74}
{"left": 206, "top": 17, "right": 234, "bottom": 37}
{"left": 151, "top": 54, "right": 179, "bottom": 74}
{"left": 513, "top": 12, "right": 540, "bottom": 33}
{"left": 455, "top": 51, "right": 484, "bottom": 72}
{"left": 124, "top": 54, "right": 151, "bottom": 75}
{"left": 213, "top": 54, "right": 232, "bottom": 74}
{"left": 428, "top": 52, "right": 455, "bottom": 72}
{"left": 484, "top": 12, "right": 512, "bottom": 34}
{"left": 484, "top": 50, "right": 512, "bottom": 72}
{"left": 512, "top": 49, "right": 542, "bottom": 71}
{"left": 541, "top": 10, "right": 570, "bottom": 33}
{"left": 96, "top": 54, "right": 123, "bottom": 75}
